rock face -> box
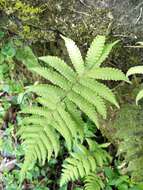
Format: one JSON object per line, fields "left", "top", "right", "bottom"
{"left": 83, "top": 0, "right": 143, "bottom": 39}
{"left": 1, "top": 0, "right": 143, "bottom": 70}
{"left": 1, "top": 0, "right": 143, "bottom": 41}
{"left": 110, "top": 0, "right": 143, "bottom": 39}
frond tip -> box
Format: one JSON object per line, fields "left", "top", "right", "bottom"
{"left": 127, "top": 65, "right": 143, "bottom": 104}
{"left": 85, "top": 67, "right": 129, "bottom": 82}
{"left": 61, "top": 35, "right": 85, "bottom": 75}
{"left": 86, "top": 35, "right": 106, "bottom": 68}
{"left": 126, "top": 66, "right": 143, "bottom": 77}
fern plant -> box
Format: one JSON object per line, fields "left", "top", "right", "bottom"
{"left": 60, "top": 139, "right": 110, "bottom": 188}
{"left": 127, "top": 66, "right": 143, "bottom": 104}
{"left": 18, "top": 35, "right": 129, "bottom": 181}
{"left": 84, "top": 173, "right": 104, "bottom": 190}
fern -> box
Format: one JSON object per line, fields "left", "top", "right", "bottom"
{"left": 127, "top": 66, "right": 143, "bottom": 104}
{"left": 18, "top": 35, "right": 128, "bottom": 180}
{"left": 84, "top": 173, "right": 104, "bottom": 190}
{"left": 114, "top": 104, "right": 143, "bottom": 182}
{"left": 60, "top": 140, "right": 110, "bottom": 187}
{"left": 86, "top": 35, "right": 106, "bottom": 68}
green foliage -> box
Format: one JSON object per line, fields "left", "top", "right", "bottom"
{"left": 0, "top": 33, "right": 16, "bottom": 82}
{"left": 60, "top": 139, "right": 110, "bottom": 190}
{"left": 0, "top": 0, "right": 44, "bottom": 41}
{"left": 104, "top": 167, "right": 136, "bottom": 190}
{"left": 114, "top": 104, "right": 143, "bottom": 182}
{"left": 2, "top": 163, "right": 51, "bottom": 190}
{"left": 84, "top": 173, "right": 104, "bottom": 190}
{"left": 127, "top": 66, "right": 143, "bottom": 104}
{"left": 16, "top": 46, "right": 39, "bottom": 68}
{"left": 60, "top": 140, "right": 110, "bottom": 187}
{"left": 1, "top": 32, "right": 143, "bottom": 189}
{"left": 1, "top": 124, "right": 24, "bottom": 158}
{"left": 0, "top": 31, "right": 40, "bottom": 88}
{"left": 18, "top": 35, "right": 128, "bottom": 183}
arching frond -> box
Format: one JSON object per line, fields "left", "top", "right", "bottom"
{"left": 39, "top": 56, "right": 76, "bottom": 82}
{"left": 127, "top": 65, "right": 143, "bottom": 104}
{"left": 85, "top": 67, "right": 129, "bottom": 82}
{"left": 80, "top": 79, "right": 119, "bottom": 108}
{"left": 126, "top": 66, "right": 143, "bottom": 76}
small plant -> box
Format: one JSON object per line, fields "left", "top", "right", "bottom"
{"left": 18, "top": 34, "right": 129, "bottom": 188}
{"left": 60, "top": 139, "right": 110, "bottom": 188}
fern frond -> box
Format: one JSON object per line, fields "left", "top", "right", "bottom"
{"left": 26, "top": 84, "right": 65, "bottom": 100}
{"left": 27, "top": 84, "right": 65, "bottom": 109}
{"left": 60, "top": 146, "right": 95, "bottom": 187}
{"left": 36, "top": 97, "right": 57, "bottom": 110}
{"left": 61, "top": 35, "right": 85, "bottom": 75}
{"left": 19, "top": 123, "right": 59, "bottom": 157}
{"left": 19, "top": 126, "right": 54, "bottom": 178}
{"left": 84, "top": 173, "right": 104, "bottom": 190}
{"left": 52, "top": 111, "right": 73, "bottom": 150}
{"left": 21, "top": 116, "right": 48, "bottom": 126}
{"left": 20, "top": 136, "right": 53, "bottom": 181}
{"left": 86, "top": 35, "right": 106, "bottom": 68}
{"left": 21, "top": 106, "right": 51, "bottom": 118}
{"left": 65, "top": 100, "right": 84, "bottom": 140}
{"left": 31, "top": 67, "right": 72, "bottom": 90}
{"left": 67, "top": 91, "right": 99, "bottom": 128}
{"left": 126, "top": 66, "right": 143, "bottom": 76}
{"left": 39, "top": 56, "right": 76, "bottom": 82}
{"left": 60, "top": 142, "right": 110, "bottom": 187}
{"left": 57, "top": 106, "right": 78, "bottom": 139}
{"left": 127, "top": 65, "right": 143, "bottom": 104}
{"left": 92, "top": 40, "right": 119, "bottom": 68}
{"left": 80, "top": 78, "right": 119, "bottom": 107}
{"left": 73, "top": 83, "right": 107, "bottom": 118}
{"left": 85, "top": 67, "right": 129, "bottom": 82}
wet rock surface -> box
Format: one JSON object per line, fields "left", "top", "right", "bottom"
{"left": 82, "top": 0, "right": 143, "bottom": 39}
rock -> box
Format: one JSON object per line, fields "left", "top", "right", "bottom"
{"left": 1, "top": 0, "right": 143, "bottom": 41}
{"left": 1, "top": 0, "right": 143, "bottom": 81}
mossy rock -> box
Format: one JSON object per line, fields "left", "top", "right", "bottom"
{"left": 1, "top": 0, "right": 143, "bottom": 83}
